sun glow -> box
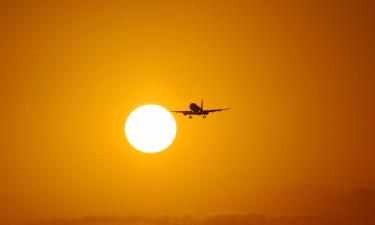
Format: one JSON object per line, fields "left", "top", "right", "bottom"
{"left": 125, "top": 105, "right": 176, "bottom": 153}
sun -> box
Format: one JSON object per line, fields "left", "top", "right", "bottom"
{"left": 125, "top": 104, "right": 176, "bottom": 153}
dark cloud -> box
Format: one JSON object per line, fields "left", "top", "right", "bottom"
{"left": 334, "top": 187, "right": 375, "bottom": 213}
{"left": 29, "top": 188, "right": 375, "bottom": 225}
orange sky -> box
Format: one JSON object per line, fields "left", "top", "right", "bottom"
{"left": 0, "top": 1, "right": 374, "bottom": 225}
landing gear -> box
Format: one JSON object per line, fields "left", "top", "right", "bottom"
{"left": 189, "top": 115, "right": 192, "bottom": 119}
{"left": 203, "top": 115, "right": 207, "bottom": 119}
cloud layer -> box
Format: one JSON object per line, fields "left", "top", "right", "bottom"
{"left": 30, "top": 188, "right": 375, "bottom": 225}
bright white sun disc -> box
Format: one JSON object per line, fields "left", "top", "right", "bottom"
{"left": 125, "top": 105, "right": 176, "bottom": 153}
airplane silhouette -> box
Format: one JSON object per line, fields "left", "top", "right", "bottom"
{"left": 171, "top": 99, "right": 230, "bottom": 119}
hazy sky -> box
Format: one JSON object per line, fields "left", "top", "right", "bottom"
{"left": 0, "top": 1, "right": 374, "bottom": 225}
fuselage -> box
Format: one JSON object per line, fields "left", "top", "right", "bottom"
{"left": 189, "top": 103, "right": 202, "bottom": 115}
{"left": 189, "top": 103, "right": 208, "bottom": 115}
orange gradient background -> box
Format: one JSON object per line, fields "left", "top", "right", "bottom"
{"left": 0, "top": 1, "right": 374, "bottom": 225}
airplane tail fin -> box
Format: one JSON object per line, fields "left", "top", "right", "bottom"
{"left": 201, "top": 98, "right": 203, "bottom": 110}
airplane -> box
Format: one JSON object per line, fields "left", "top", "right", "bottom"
{"left": 170, "top": 99, "right": 230, "bottom": 119}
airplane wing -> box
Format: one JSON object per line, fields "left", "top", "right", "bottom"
{"left": 203, "top": 108, "right": 230, "bottom": 114}
{"left": 170, "top": 110, "right": 192, "bottom": 115}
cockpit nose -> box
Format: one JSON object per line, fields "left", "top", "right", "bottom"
{"left": 190, "top": 103, "right": 200, "bottom": 112}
